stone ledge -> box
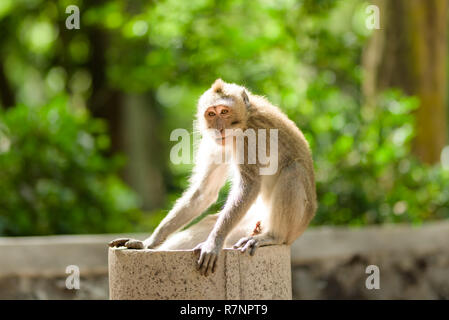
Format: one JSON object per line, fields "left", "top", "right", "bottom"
{"left": 108, "top": 246, "right": 292, "bottom": 300}
{"left": 291, "top": 221, "right": 449, "bottom": 265}
{"left": 1, "top": 221, "right": 449, "bottom": 299}
{"left": 1, "top": 221, "right": 448, "bottom": 278}
{"left": 0, "top": 233, "right": 142, "bottom": 277}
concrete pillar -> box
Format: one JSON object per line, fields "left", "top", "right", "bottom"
{"left": 109, "top": 245, "right": 292, "bottom": 300}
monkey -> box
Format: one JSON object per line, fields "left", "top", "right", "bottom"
{"left": 109, "top": 79, "right": 317, "bottom": 277}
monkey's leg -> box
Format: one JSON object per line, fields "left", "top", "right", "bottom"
{"left": 109, "top": 215, "right": 219, "bottom": 250}
{"left": 223, "top": 196, "right": 268, "bottom": 248}
{"left": 234, "top": 162, "right": 314, "bottom": 255}
{"left": 268, "top": 161, "right": 314, "bottom": 243}
{"left": 157, "top": 214, "right": 218, "bottom": 250}
{"left": 109, "top": 158, "right": 228, "bottom": 250}
{"left": 142, "top": 161, "right": 228, "bottom": 249}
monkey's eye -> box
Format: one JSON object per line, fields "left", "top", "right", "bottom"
{"left": 208, "top": 111, "right": 216, "bottom": 117}
{"left": 221, "top": 109, "right": 228, "bottom": 115}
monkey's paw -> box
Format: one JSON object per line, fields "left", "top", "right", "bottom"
{"left": 108, "top": 238, "right": 145, "bottom": 249}
{"left": 193, "top": 240, "right": 222, "bottom": 277}
{"left": 233, "top": 236, "right": 260, "bottom": 256}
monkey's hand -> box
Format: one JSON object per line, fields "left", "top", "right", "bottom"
{"left": 193, "top": 238, "right": 223, "bottom": 276}
{"left": 108, "top": 238, "right": 145, "bottom": 249}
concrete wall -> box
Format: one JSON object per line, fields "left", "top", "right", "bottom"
{"left": 1, "top": 221, "right": 448, "bottom": 299}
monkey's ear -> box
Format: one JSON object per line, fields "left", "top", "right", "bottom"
{"left": 212, "top": 78, "right": 224, "bottom": 93}
{"left": 241, "top": 89, "right": 250, "bottom": 109}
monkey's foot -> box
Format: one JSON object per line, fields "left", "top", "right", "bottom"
{"left": 233, "top": 234, "right": 278, "bottom": 256}
{"left": 108, "top": 238, "right": 145, "bottom": 249}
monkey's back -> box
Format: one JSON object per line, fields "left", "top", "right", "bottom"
{"left": 246, "top": 94, "right": 317, "bottom": 225}
{"left": 247, "top": 94, "right": 314, "bottom": 171}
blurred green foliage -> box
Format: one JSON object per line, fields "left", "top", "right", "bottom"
{"left": 0, "top": 0, "right": 448, "bottom": 235}
{"left": 0, "top": 96, "right": 142, "bottom": 235}
{"left": 307, "top": 90, "right": 449, "bottom": 225}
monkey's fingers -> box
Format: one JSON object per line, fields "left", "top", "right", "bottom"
{"left": 199, "top": 253, "right": 211, "bottom": 276}
{"left": 193, "top": 242, "right": 203, "bottom": 252}
{"left": 249, "top": 241, "right": 260, "bottom": 256}
{"left": 108, "top": 238, "right": 131, "bottom": 247}
{"left": 205, "top": 256, "right": 216, "bottom": 277}
{"left": 197, "top": 250, "right": 206, "bottom": 270}
{"left": 124, "top": 239, "right": 144, "bottom": 249}
{"left": 233, "top": 237, "right": 251, "bottom": 249}
{"left": 241, "top": 239, "right": 256, "bottom": 254}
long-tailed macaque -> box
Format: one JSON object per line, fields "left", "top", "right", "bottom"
{"left": 110, "top": 79, "right": 317, "bottom": 276}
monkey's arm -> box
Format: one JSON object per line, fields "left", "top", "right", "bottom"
{"left": 109, "top": 140, "right": 228, "bottom": 250}
{"left": 143, "top": 160, "right": 229, "bottom": 249}
{"left": 195, "top": 172, "right": 260, "bottom": 275}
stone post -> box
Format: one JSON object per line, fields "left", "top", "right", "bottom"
{"left": 109, "top": 245, "right": 292, "bottom": 300}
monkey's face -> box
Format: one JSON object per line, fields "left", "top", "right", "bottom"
{"left": 204, "top": 104, "right": 243, "bottom": 146}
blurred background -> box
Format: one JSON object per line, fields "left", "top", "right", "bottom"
{"left": 0, "top": 0, "right": 448, "bottom": 299}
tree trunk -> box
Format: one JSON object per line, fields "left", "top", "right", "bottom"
{"left": 0, "top": 63, "right": 15, "bottom": 109}
{"left": 363, "top": 0, "right": 448, "bottom": 164}
{"left": 122, "top": 94, "right": 167, "bottom": 210}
